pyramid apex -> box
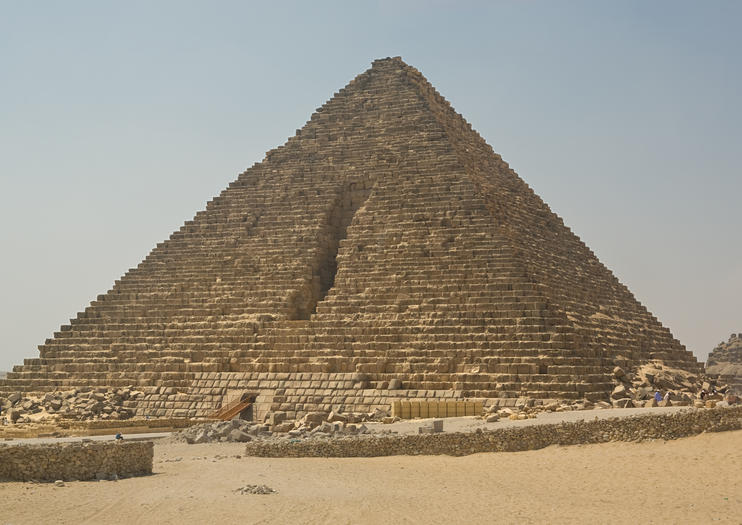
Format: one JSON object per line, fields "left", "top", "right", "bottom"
{"left": 371, "top": 56, "right": 405, "bottom": 67}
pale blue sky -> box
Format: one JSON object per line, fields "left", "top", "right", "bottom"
{"left": 1, "top": 1, "right": 740, "bottom": 372}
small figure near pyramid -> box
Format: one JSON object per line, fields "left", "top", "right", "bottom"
{"left": 0, "top": 57, "right": 704, "bottom": 422}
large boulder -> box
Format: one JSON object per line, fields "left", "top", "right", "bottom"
{"left": 610, "top": 385, "right": 629, "bottom": 400}
{"left": 228, "top": 429, "right": 252, "bottom": 442}
{"left": 301, "top": 412, "right": 328, "bottom": 429}
{"left": 267, "top": 411, "right": 286, "bottom": 426}
{"left": 327, "top": 411, "right": 347, "bottom": 423}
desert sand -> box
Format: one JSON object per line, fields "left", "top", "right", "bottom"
{"left": 1, "top": 430, "right": 740, "bottom": 525}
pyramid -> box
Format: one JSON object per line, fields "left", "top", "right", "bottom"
{"left": 706, "top": 334, "right": 742, "bottom": 393}
{"left": 1, "top": 57, "right": 702, "bottom": 419}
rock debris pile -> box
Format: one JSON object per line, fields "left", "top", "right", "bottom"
{"left": 169, "top": 410, "right": 381, "bottom": 444}
{"left": 604, "top": 363, "right": 732, "bottom": 408}
{"left": 243, "top": 406, "right": 742, "bottom": 458}
{"left": 0, "top": 387, "right": 140, "bottom": 424}
{"left": 234, "top": 485, "right": 276, "bottom": 495}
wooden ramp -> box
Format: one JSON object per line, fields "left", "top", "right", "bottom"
{"left": 209, "top": 398, "right": 252, "bottom": 421}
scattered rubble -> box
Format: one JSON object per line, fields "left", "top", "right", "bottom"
{"left": 598, "top": 361, "right": 732, "bottom": 409}
{"left": 1, "top": 367, "right": 735, "bottom": 436}
{"left": 0, "top": 387, "right": 140, "bottom": 424}
{"left": 168, "top": 411, "right": 373, "bottom": 445}
{"left": 234, "top": 484, "right": 276, "bottom": 495}
{"left": 243, "top": 406, "right": 742, "bottom": 458}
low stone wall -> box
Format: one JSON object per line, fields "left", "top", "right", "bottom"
{"left": 244, "top": 406, "right": 742, "bottom": 458}
{"left": 0, "top": 441, "right": 153, "bottom": 482}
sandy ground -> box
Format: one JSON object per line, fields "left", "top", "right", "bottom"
{"left": 1, "top": 429, "right": 740, "bottom": 525}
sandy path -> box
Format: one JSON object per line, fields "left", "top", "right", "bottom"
{"left": 1, "top": 430, "right": 740, "bottom": 525}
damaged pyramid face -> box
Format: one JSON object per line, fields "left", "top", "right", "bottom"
{"left": 706, "top": 334, "right": 742, "bottom": 394}
{"left": 1, "top": 57, "right": 702, "bottom": 419}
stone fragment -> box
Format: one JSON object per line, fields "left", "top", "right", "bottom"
{"left": 192, "top": 430, "right": 210, "bottom": 444}
{"left": 228, "top": 429, "right": 252, "bottom": 442}
{"left": 268, "top": 411, "right": 286, "bottom": 426}
{"left": 327, "top": 411, "right": 347, "bottom": 423}
{"left": 234, "top": 484, "right": 276, "bottom": 495}
{"left": 611, "top": 385, "right": 628, "bottom": 400}
{"left": 634, "top": 386, "right": 652, "bottom": 401}
{"left": 271, "top": 423, "right": 294, "bottom": 433}
{"left": 418, "top": 419, "right": 444, "bottom": 434}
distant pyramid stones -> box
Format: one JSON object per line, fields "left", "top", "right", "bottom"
{"left": 706, "top": 334, "right": 742, "bottom": 393}
{"left": 0, "top": 57, "right": 703, "bottom": 419}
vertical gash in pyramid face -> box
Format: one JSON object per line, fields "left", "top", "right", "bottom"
{"left": 0, "top": 57, "right": 702, "bottom": 419}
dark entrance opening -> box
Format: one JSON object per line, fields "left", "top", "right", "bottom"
{"left": 237, "top": 393, "right": 256, "bottom": 421}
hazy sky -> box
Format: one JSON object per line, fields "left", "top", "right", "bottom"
{"left": 1, "top": 1, "right": 740, "bottom": 372}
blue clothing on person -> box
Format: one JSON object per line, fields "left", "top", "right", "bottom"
{"left": 654, "top": 391, "right": 663, "bottom": 402}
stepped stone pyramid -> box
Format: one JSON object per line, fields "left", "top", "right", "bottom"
{"left": 1, "top": 57, "right": 702, "bottom": 419}
{"left": 706, "top": 334, "right": 742, "bottom": 393}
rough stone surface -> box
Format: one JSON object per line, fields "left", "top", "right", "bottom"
{"left": 243, "top": 406, "right": 742, "bottom": 458}
{"left": 0, "top": 57, "right": 702, "bottom": 419}
{"left": 706, "top": 333, "right": 742, "bottom": 393}
{"left": 0, "top": 388, "right": 137, "bottom": 424}
{"left": 234, "top": 484, "right": 276, "bottom": 495}
{"left": 0, "top": 441, "right": 153, "bottom": 482}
